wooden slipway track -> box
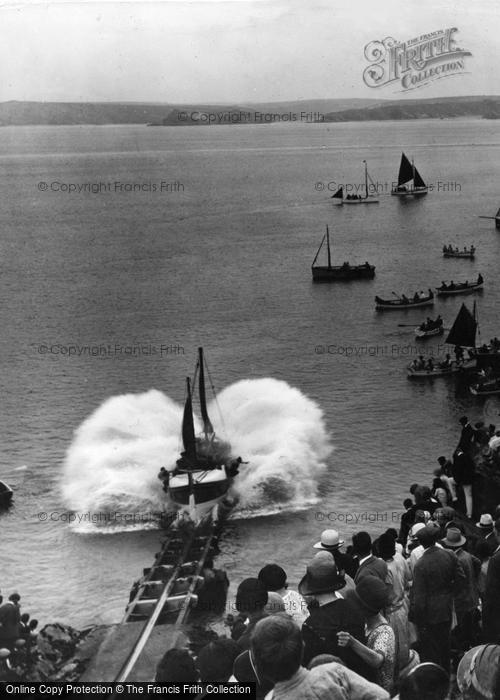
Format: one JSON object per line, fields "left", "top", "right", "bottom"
{"left": 82, "top": 506, "right": 229, "bottom": 684}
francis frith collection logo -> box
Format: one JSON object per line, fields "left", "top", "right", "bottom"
{"left": 363, "top": 28, "right": 472, "bottom": 91}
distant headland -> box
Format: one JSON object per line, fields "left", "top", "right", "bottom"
{"left": 0, "top": 95, "right": 499, "bottom": 126}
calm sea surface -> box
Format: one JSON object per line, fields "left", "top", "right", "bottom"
{"left": 1, "top": 120, "right": 500, "bottom": 628}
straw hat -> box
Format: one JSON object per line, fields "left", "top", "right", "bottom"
{"left": 313, "top": 529, "right": 344, "bottom": 550}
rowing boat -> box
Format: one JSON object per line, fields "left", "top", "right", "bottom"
{"left": 436, "top": 280, "right": 483, "bottom": 296}
{"left": 375, "top": 290, "right": 434, "bottom": 310}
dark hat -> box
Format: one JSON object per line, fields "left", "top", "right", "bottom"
{"left": 355, "top": 576, "right": 389, "bottom": 614}
{"left": 235, "top": 578, "right": 268, "bottom": 613}
{"left": 258, "top": 564, "right": 287, "bottom": 591}
{"left": 441, "top": 527, "right": 466, "bottom": 548}
{"left": 8, "top": 593, "right": 20, "bottom": 604}
{"left": 298, "top": 552, "right": 345, "bottom": 596}
{"left": 459, "top": 416, "right": 469, "bottom": 425}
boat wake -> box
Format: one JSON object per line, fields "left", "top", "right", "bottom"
{"left": 61, "top": 379, "right": 333, "bottom": 532}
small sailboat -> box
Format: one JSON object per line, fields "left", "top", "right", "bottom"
{"left": 479, "top": 206, "right": 500, "bottom": 230}
{"left": 163, "top": 348, "right": 239, "bottom": 523}
{"left": 331, "top": 161, "right": 379, "bottom": 204}
{"left": 311, "top": 226, "right": 375, "bottom": 281}
{"left": 391, "top": 152, "right": 428, "bottom": 197}
{"left": 407, "top": 303, "right": 477, "bottom": 378}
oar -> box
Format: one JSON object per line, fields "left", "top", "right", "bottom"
{"left": 391, "top": 291, "right": 402, "bottom": 299}
{"left": 398, "top": 323, "right": 418, "bottom": 327}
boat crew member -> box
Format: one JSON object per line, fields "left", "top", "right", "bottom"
{"left": 227, "top": 456, "right": 248, "bottom": 478}
{"left": 426, "top": 358, "right": 434, "bottom": 371}
{"left": 419, "top": 290, "right": 426, "bottom": 299}
{"left": 413, "top": 292, "right": 419, "bottom": 302}
{"left": 440, "top": 353, "right": 452, "bottom": 369}
{"left": 402, "top": 294, "right": 409, "bottom": 303}
{"left": 449, "top": 280, "right": 455, "bottom": 289}
{"left": 441, "top": 281, "right": 448, "bottom": 290}
{"left": 436, "top": 315, "right": 443, "bottom": 327}
{"left": 477, "top": 273, "right": 483, "bottom": 284}
{"left": 454, "top": 345, "right": 464, "bottom": 363}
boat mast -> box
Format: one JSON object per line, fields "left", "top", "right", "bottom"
{"left": 326, "top": 225, "right": 332, "bottom": 268}
{"left": 363, "top": 160, "right": 368, "bottom": 199}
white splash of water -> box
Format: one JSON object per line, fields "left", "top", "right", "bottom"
{"left": 61, "top": 380, "right": 333, "bottom": 531}
{"left": 211, "top": 378, "right": 332, "bottom": 514}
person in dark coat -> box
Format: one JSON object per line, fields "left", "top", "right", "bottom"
{"left": 299, "top": 551, "right": 372, "bottom": 679}
{"left": 352, "top": 532, "right": 388, "bottom": 585}
{"left": 452, "top": 449, "right": 475, "bottom": 518}
{"left": 483, "top": 517, "right": 500, "bottom": 643}
{"left": 458, "top": 416, "right": 475, "bottom": 454}
{"left": 409, "top": 525, "right": 466, "bottom": 671}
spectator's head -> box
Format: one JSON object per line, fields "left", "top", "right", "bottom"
{"left": 417, "top": 524, "right": 440, "bottom": 549}
{"left": 399, "top": 662, "right": 449, "bottom": 700}
{"left": 264, "top": 591, "right": 286, "bottom": 615}
{"left": 28, "top": 619, "right": 38, "bottom": 631}
{"left": 434, "top": 506, "right": 455, "bottom": 527}
{"left": 235, "top": 578, "right": 268, "bottom": 615}
{"left": 8, "top": 593, "right": 20, "bottom": 604}
{"left": 298, "top": 551, "right": 345, "bottom": 598}
{"left": 377, "top": 532, "right": 396, "bottom": 560}
{"left": 355, "top": 576, "right": 389, "bottom": 616}
{"left": 250, "top": 614, "right": 302, "bottom": 683}
{"left": 197, "top": 638, "right": 241, "bottom": 682}
{"left": 155, "top": 649, "right": 198, "bottom": 682}
{"left": 20, "top": 613, "right": 30, "bottom": 624}
{"left": 437, "top": 456, "right": 447, "bottom": 467}
{"left": 385, "top": 528, "right": 398, "bottom": 540}
{"left": 410, "top": 483, "right": 419, "bottom": 495}
{"left": 476, "top": 513, "right": 494, "bottom": 531}
{"left": 258, "top": 564, "right": 287, "bottom": 592}
{"left": 313, "top": 529, "right": 345, "bottom": 552}
{"left": 403, "top": 498, "right": 413, "bottom": 510}
{"left": 457, "top": 644, "right": 500, "bottom": 699}
{"left": 440, "top": 527, "right": 466, "bottom": 550}
{"left": 351, "top": 531, "right": 372, "bottom": 557}
{"left": 459, "top": 415, "right": 469, "bottom": 426}
{"left": 415, "top": 485, "right": 431, "bottom": 504}
{"left": 475, "top": 540, "right": 491, "bottom": 561}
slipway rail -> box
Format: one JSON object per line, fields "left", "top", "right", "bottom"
{"left": 84, "top": 509, "right": 226, "bottom": 686}
{"left": 114, "top": 521, "right": 219, "bottom": 683}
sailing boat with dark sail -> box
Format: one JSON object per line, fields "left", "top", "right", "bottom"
{"left": 311, "top": 226, "right": 375, "bottom": 281}
{"left": 479, "top": 206, "right": 500, "bottom": 230}
{"left": 331, "top": 161, "right": 379, "bottom": 204}
{"left": 407, "top": 303, "right": 477, "bottom": 378}
{"left": 391, "top": 152, "right": 428, "bottom": 197}
{"left": 164, "top": 348, "right": 238, "bottom": 522}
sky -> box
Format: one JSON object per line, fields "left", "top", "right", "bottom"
{"left": 0, "top": 0, "right": 499, "bottom": 103}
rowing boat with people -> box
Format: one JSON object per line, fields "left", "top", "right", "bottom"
{"left": 408, "top": 358, "right": 476, "bottom": 378}
{"left": 442, "top": 245, "right": 475, "bottom": 259}
{"left": 414, "top": 316, "right": 444, "bottom": 338}
{"left": 375, "top": 290, "right": 434, "bottom": 310}
{"left": 436, "top": 276, "right": 484, "bottom": 296}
